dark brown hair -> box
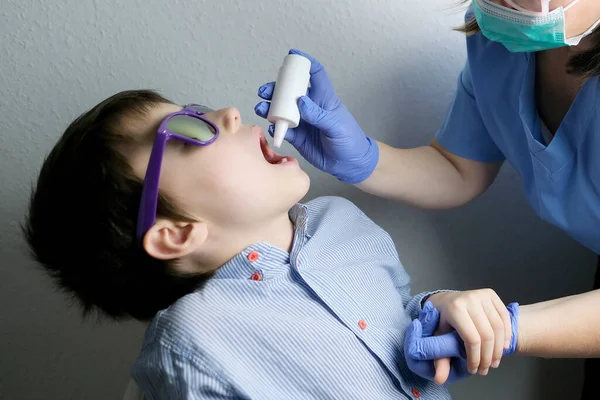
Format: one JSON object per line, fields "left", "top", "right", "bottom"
{"left": 455, "top": 1, "right": 600, "bottom": 78}
{"left": 23, "top": 90, "right": 214, "bottom": 321}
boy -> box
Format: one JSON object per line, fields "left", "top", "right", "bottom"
{"left": 24, "top": 90, "right": 514, "bottom": 399}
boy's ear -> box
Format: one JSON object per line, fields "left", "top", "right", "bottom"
{"left": 143, "top": 219, "right": 208, "bottom": 260}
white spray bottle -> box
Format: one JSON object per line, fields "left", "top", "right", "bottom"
{"left": 267, "top": 54, "right": 311, "bottom": 148}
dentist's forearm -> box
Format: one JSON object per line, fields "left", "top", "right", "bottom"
{"left": 355, "top": 140, "right": 503, "bottom": 210}
{"left": 517, "top": 289, "right": 600, "bottom": 358}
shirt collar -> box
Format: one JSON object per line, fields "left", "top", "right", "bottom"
{"left": 212, "top": 204, "right": 309, "bottom": 280}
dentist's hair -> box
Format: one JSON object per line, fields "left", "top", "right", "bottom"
{"left": 455, "top": 0, "right": 600, "bottom": 78}
{"left": 23, "top": 90, "right": 213, "bottom": 321}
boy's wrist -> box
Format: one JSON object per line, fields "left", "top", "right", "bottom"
{"left": 425, "top": 292, "right": 444, "bottom": 302}
{"left": 421, "top": 290, "right": 458, "bottom": 308}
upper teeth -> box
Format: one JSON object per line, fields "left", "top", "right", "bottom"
{"left": 278, "top": 158, "right": 288, "bottom": 164}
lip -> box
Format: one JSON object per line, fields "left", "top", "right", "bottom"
{"left": 255, "top": 126, "right": 298, "bottom": 167}
{"left": 251, "top": 125, "right": 264, "bottom": 137}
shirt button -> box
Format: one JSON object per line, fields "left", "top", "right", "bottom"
{"left": 411, "top": 388, "right": 421, "bottom": 398}
{"left": 250, "top": 272, "right": 262, "bottom": 281}
{"left": 358, "top": 319, "right": 367, "bottom": 330}
{"left": 247, "top": 251, "right": 260, "bottom": 262}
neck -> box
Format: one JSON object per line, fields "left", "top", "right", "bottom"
{"left": 191, "top": 211, "right": 295, "bottom": 273}
{"left": 537, "top": 45, "right": 588, "bottom": 89}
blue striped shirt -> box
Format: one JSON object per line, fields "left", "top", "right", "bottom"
{"left": 131, "top": 196, "right": 451, "bottom": 399}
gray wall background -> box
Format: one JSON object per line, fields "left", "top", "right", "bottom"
{"left": 1, "top": 0, "right": 596, "bottom": 399}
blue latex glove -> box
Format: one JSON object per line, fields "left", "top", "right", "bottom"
{"left": 254, "top": 49, "right": 379, "bottom": 184}
{"left": 404, "top": 301, "right": 519, "bottom": 384}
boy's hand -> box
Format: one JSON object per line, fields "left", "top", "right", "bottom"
{"left": 404, "top": 301, "right": 519, "bottom": 384}
{"left": 427, "top": 290, "right": 511, "bottom": 381}
{"left": 404, "top": 302, "right": 470, "bottom": 383}
{"left": 420, "top": 290, "right": 513, "bottom": 383}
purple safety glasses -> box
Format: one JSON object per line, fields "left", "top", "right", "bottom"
{"left": 136, "top": 104, "right": 218, "bottom": 242}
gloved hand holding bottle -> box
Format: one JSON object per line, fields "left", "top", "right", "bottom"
{"left": 254, "top": 49, "right": 379, "bottom": 184}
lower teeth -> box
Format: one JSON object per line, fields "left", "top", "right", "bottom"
{"left": 278, "top": 158, "right": 288, "bottom": 164}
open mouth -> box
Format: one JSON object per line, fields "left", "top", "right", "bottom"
{"left": 260, "top": 133, "right": 290, "bottom": 165}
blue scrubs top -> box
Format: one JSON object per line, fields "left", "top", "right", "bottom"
{"left": 435, "top": 11, "right": 600, "bottom": 254}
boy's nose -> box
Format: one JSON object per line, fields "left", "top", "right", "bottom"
{"left": 218, "top": 107, "right": 241, "bottom": 133}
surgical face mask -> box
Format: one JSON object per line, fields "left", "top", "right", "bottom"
{"left": 472, "top": 0, "right": 600, "bottom": 52}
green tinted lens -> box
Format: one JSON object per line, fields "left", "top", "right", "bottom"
{"left": 166, "top": 115, "right": 215, "bottom": 142}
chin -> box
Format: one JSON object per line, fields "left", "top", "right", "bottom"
{"left": 296, "top": 174, "right": 311, "bottom": 202}
{"left": 280, "top": 172, "right": 311, "bottom": 208}
{"left": 294, "top": 170, "right": 310, "bottom": 196}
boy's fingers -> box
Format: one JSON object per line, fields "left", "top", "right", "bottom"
{"left": 491, "top": 295, "right": 512, "bottom": 349}
{"left": 483, "top": 300, "right": 505, "bottom": 368}
{"left": 467, "top": 305, "right": 495, "bottom": 375}
{"left": 448, "top": 310, "right": 481, "bottom": 374}
{"left": 434, "top": 358, "right": 451, "bottom": 384}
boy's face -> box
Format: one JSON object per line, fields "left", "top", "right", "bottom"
{"left": 129, "top": 103, "right": 310, "bottom": 231}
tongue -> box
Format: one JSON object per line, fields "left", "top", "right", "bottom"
{"left": 260, "top": 135, "right": 283, "bottom": 164}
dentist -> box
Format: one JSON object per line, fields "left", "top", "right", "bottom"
{"left": 255, "top": 1, "right": 600, "bottom": 398}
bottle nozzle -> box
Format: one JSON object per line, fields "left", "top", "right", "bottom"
{"left": 273, "top": 120, "right": 289, "bottom": 148}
